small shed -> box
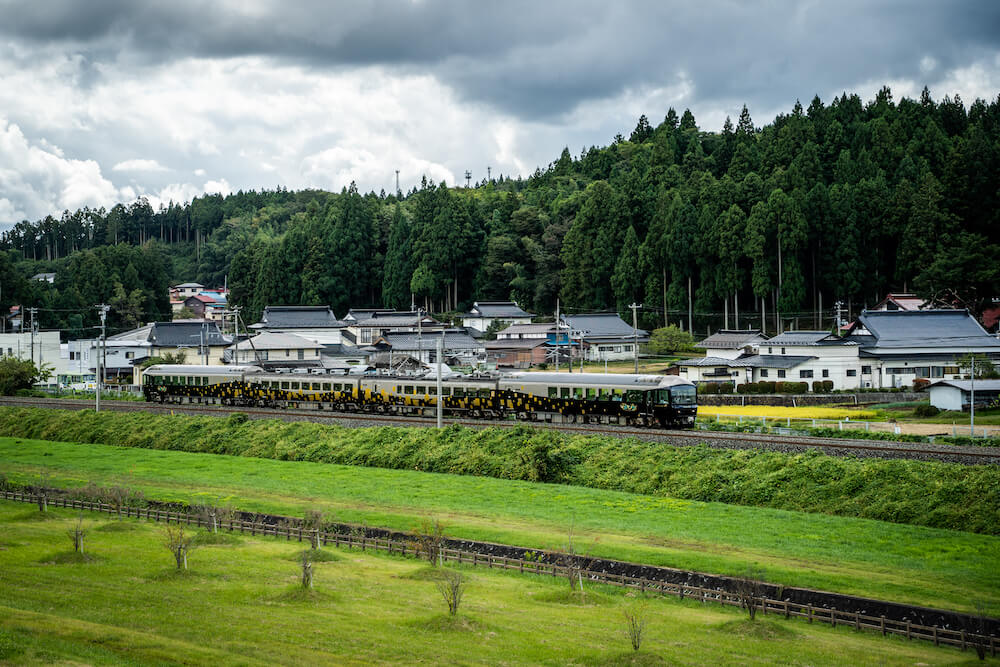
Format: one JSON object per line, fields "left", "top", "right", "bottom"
{"left": 927, "top": 379, "right": 1000, "bottom": 411}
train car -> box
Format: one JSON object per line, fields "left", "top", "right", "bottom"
{"left": 142, "top": 365, "right": 697, "bottom": 428}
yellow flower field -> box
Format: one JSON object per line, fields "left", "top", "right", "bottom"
{"left": 697, "top": 405, "right": 878, "bottom": 420}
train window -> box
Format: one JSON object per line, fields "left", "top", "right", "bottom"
{"left": 311, "top": 383, "right": 320, "bottom": 390}
{"left": 573, "top": 387, "right": 584, "bottom": 399}
{"left": 548, "top": 387, "right": 557, "bottom": 398}
{"left": 586, "top": 388, "right": 596, "bottom": 399}
{"left": 281, "top": 381, "right": 289, "bottom": 390}
{"left": 291, "top": 382, "right": 300, "bottom": 390}
{"left": 405, "top": 385, "right": 414, "bottom": 395}
{"left": 453, "top": 387, "right": 464, "bottom": 397}
{"left": 442, "top": 387, "right": 451, "bottom": 396}
{"left": 560, "top": 387, "right": 570, "bottom": 398}
{"left": 416, "top": 386, "right": 426, "bottom": 394}
{"left": 322, "top": 383, "right": 331, "bottom": 391}
{"left": 395, "top": 385, "right": 402, "bottom": 393}
{"left": 333, "top": 383, "right": 342, "bottom": 391}
{"left": 625, "top": 390, "right": 643, "bottom": 403}
{"left": 479, "top": 389, "right": 491, "bottom": 398}
{"left": 610, "top": 390, "right": 623, "bottom": 402}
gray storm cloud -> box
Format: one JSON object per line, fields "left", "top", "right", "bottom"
{"left": 0, "top": 0, "right": 997, "bottom": 227}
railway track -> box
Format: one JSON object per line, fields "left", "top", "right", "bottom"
{"left": 0, "top": 396, "right": 997, "bottom": 464}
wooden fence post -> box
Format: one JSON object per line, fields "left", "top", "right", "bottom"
{"left": 880, "top": 616, "right": 886, "bottom": 636}
{"left": 808, "top": 605, "right": 813, "bottom": 624}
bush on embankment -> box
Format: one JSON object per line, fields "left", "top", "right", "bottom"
{"left": 0, "top": 407, "right": 997, "bottom": 535}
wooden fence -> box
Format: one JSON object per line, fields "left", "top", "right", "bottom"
{"left": 2, "top": 489, "right": 996, "bottom": 655}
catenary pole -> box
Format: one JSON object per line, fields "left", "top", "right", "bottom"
{"left": 95, "top": 304, "right": 109, "bottom": 412}
{"left": 630, "top": 303, "right": 642, "bottom": 374}
{"left": 436, "top": 334, "right": 443, "bottom": 428}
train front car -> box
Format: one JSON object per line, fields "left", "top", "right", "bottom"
{"left": 649, "top": 376, "right": 698, "bottom": 427}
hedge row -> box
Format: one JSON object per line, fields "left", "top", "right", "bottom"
{"left": 0, "top": 407, "right": 996, "bottom": 535}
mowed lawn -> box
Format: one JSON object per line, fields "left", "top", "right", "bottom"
{"left": 0, "top": 505, "right": 985, "bottom": 666}
{"left": 1, "top": 437, "right": 998, "bottom": 616}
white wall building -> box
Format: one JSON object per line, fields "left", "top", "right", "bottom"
{"left": 0, "top": 331, "right": 63, "bottom": 386}
{"left": 461, "top": 301, "right": 534, "bottom": 333}
{"left": 251, "top": 305, "right": 346, "bottom": 346}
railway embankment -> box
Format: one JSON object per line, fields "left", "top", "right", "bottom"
{"left": 0, "top": 405, "right": 997, "bottom": 535}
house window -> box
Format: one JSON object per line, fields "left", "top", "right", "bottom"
{"left": 768, "top": 347, "right": 773, "bottom": 354}
{"left": 781, "top": 347, "right": 786, "bottom": 355}
{"left": 297, "top": 349, "right": 304, "bottom": 360}
{"left": 943, "top": 366, "right": 959, "bottom": 375}
{"left": 914, "top": 367, "right": 930, "bottom": 378}
{"left": 846, "top": 369, "right": 857, "bottom": 377}
{"left": 623, "top": 345, "right": 632, "bottom": 352}
{"left": 799, "top": 370, "right": 813, "bottom": 379}
{"left": 931, "top": 367, "right": 944, "bottom": 378}
{"left": 125, "top": 352, "right": 134, "bottom": 359}
{"left": 862, "top": 366, "right": 872, "bottom": 374}
{"left": 759, "top": 369, "right": 768, "bottom": 378}
{"left": 777, "top": 370, "right": 786, "bottom": 378}
{"left": 69, "top": 351, "right": 76, "bottom": 360}
{"left": 821, "top": 369, "right": 829, "bottom": 378}
{"left": 286, "top": 350, "right": 290, "bottom": 357}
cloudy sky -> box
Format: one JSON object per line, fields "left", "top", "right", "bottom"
{"left": 1, "top": 1, "right": 998, "bottom": 229}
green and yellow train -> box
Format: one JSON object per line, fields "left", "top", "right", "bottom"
{"left": 142, "top": 365, "right": 698, "bottom": 428}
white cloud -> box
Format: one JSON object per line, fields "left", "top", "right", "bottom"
{"left": 112, "top": 159, "right": 168, "bottom": 172}
{"left": 0, "top": 117, "right": 129, "bottom": 222}
{"left": 203, "top": 178, "right": 232, "bottom": 195}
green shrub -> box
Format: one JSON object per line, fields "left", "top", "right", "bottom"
{"left": 718, "top": 382, "right": 735, "bottom": 395}
{"left": 913, "top": 404, "right": 940, "bottom": 417}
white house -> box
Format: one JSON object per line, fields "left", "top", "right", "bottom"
{"left": 462, "top": 301, "right": 534, "bottom": 333}
{"left": 225, "top": 331, "right": 323, "bottom": 367}
{"left": 0, "top": 331, "right": 63, "bottom": 386}
{"left": 371, "top": 329, "right": 485, "bottom": 365}
{"left": 250, "top": 305, "right": 346, "bottom": 347}
{"left": 845, "top": 310, "right": 1000, "bottom": 388}
{"left": 928, "top": 379, "right": 1000, "bottom": 411}
{"left": 343, "top": 311, "right": 444, "bottom": 346}
{"left": 560, "top": 313, "right": 648, "bottom": 361}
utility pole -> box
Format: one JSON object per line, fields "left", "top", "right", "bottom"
{"left": 464, "top": 170, "right": 472, "bottom": 188}
{"left": 487, "top": 166, "right": 491, "bottom": 182}
{"left": 970, "top": 355, "right": 975, "bottom": 438}
{"left": 834, "top": 301, "right": 845, "bottom": 335}
{"left": 395, "top": 169, "right": 400, "bottom": 196}
{"left": 554, "top": 299, "right": 560, "bottom": 372}
{"left": 28, "top": 307, "right": 38, "bottom": 367}
{"left": 417, "top": 308, "right": 423, "bottom": 366}
{"left": 96, "top": 304, "right": 109, "bottom": 412}
{"left": 436, "top": 335, "right": 444, "bottom": 428}
{"left": 629, "top": 303, "right": 642, "bottom": 374}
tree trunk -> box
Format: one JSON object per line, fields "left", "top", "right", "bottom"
{"left": 662, "top": 267, "right": 668, "bottom": 327}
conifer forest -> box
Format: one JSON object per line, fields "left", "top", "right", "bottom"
{"left": 2, "top": 87, "right": 998, "bottom": 336}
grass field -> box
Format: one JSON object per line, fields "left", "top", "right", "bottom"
{"left": 1, "top": 503, "right": 990, "bottom": 665}
{"left": 1, "top": 408, "right": 997, "bottom": 535}
{"left": 2, "top": 436, "right": 998, "bottom": 616}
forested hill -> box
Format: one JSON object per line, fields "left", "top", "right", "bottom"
{"left": 2, "top": 86, "right": 999, "bottom": 338}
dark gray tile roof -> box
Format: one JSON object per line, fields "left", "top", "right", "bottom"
{"left": 562, "top": 313, "right": 647, "bottom": 339}
{"left": 850, "top": 310, "right": 1000, "bottom": 349}
{"left": 344, "top": 308, "right": 396, "bottom": 321}
{"left": 149, "top": 321, "right": 232, "bottom": 347}
{"left": 465, "top": 301, "right": 534, "bottom": 319}
{"left": 695, "top": 330, "right": 765, "bottom": 349}
{"left": 765, "top": 331, "right": 856, "bottom": 346}
{"left": 256, "top": 305, "right": 344, "bottom": 329}
{"left": 380, "top": 331, "right": 483, "bottom": 350}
